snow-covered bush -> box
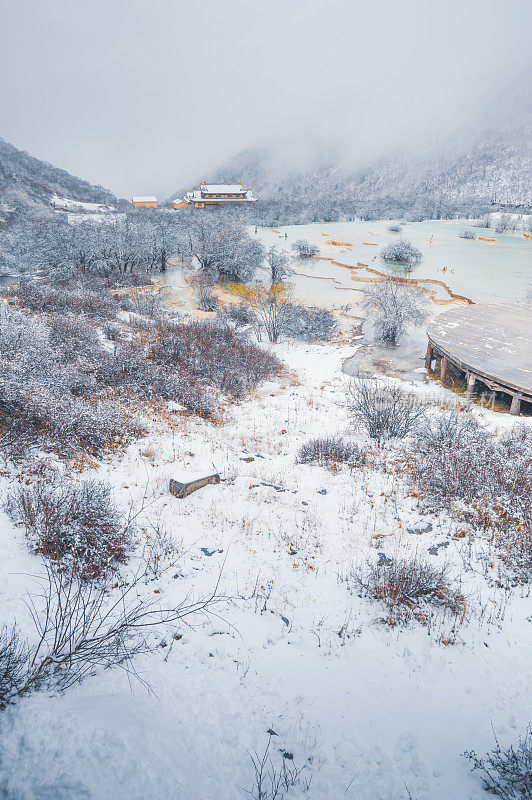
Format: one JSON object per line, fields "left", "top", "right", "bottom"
{"left": 297, "top": 437, "right": 365, "bottom": 468}
{"left": 0, "top": 374, "right": 142, "bottom": 458}
{"left": 218, "top": 302, "right": 257, "bottom": 329}
{"left": 464, "top": 725, "right": 532, "bottom": 799}
{"left": 363, "top": 280, "right": 427, "bottom": 344}
{"left": 128, "top": 287, "right": 164, "bottom": 318}
{"left": 407, "top": 421, "right": 532, "bottom": 581}
{"left": 6, "top": 280, "right": 119, "bottom": 319}
{"left": 380, "top": 239, "right": 422, "bottom": 267}
{"left": 351, "top": 557, "right": 465, "bottom": 627}
{"left": 0, "top": 303, "right": 143, "bottom": 457}
{"left": 48, "top": 315, "right": 102, "bottom": 363}
{"left": 5, "top": 479, "right": 128, "bottom": 580}
{"left": 413, "top": 409, "right": 486, "bottom": 453}
{"left": 388, "top": 224, "right": 402, "bottom": 233}
{"left": 291, "top": 239, "right": 319, "bottom": 258}
{"left": 151, "top": 320, "right": 282, "bottom": 399}
{"left": 347, "top": 378, "right": 425, "bottom": 441}
{"left": 283, "top": 304, "right": 337, "bottom": 342}
{"left": 459, "top": 229, "right": 475, "bottom": 239}
{"left": 102, "top": 321, "right": 122, "bottom": 342}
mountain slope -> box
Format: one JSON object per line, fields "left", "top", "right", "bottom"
{"left": 0, "top": 137, "right": 116, "bottom": 213}
{"left": 170, "top": 78, "right": 531, "bottom": 222}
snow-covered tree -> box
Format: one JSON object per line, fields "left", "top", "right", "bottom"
{"left": 188, "top": 216, "right": 265, "bottom": 283}
{"left": 265, "top": 246, "right": 291, "bottom": 285}
{"left": 380, "top": 239, "right": 422, "bottom": 267}
{"left": 363, "top": 280, "right": 427, "bottom": 344}
{"left": 291, "top": 239, "right": 319, "bottom": 258}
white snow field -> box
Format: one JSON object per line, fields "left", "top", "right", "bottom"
{"left": 0, "top": 338, "right": 529, "bottom": 800}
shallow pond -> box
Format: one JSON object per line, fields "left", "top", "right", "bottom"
{"left": 256, "top": 219, "right": 531, "bottom": 307}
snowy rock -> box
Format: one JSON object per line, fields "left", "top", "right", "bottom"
{"left": 406, "top": 521, "right": 433, "bottom": 535}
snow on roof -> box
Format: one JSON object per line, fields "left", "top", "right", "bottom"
{"left": 132, "top": 196, "right": 157, "bottom": 203}
{"left": 185, "top": 187, "right": 256, "bottom": 203}
{"left": 200, "top": 184, "right": 247, "bottom": 193}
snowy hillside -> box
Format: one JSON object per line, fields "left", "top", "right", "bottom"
{"left": 0, "top": 137, "right": 116, "bottom": 215}
{"left": 0, "top": 337, "right": 529, "bottom": 800}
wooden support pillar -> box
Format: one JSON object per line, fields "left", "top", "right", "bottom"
{"left": 440, "top": 355, "right": 448, "bottom": 383}
{"left": 466, "top": 373, "right": 477, "bottom": 398}
{"left": 424, "top": 343, "right": 433, "bottom": 371}
{"left": 510, "top": 394, "right": 521, "bottom": 416}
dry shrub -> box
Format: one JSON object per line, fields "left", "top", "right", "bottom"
{"left": 97, "top": 342, "right": 218, "bottom": 420}
{"left": 0, "top": 386, "right": 142, "bottom": 459}
{"left": 218, "top": 302, "right": 257, "bottom": 329}
{"left": 297, "top": 437, "right": 365, "bottom": 469}
{"left": 351, "top": 556, "right": 466, "bottom": 627}
{"left": 48, "top": 315, "right": 102, "bottom": 363}
{"left": 0, "top": 625, "right": 28, "bottom": 710}
{"left": 5, "top": 479, "right": 129, "bottom": 580}
{"left": 7, "top": 280, "right": 119, "bottom": 319}
{"left": 347, "top": 378, "right": 425, "bottom": 441}
{"left": 464, "top": 725, "right": 532, "bottom": 799}
{"left": 150, "top": 320, "right": 282, "bottom": 399}
{"left": 408, "top": 414, "right": 532, "bottom": 581}
{"left": 102, "top": 321, "right": 122, "bottom": 342}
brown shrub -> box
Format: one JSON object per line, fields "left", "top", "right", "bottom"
{"left": 350, "top": 556, "right": 466, "bottom": 627}
{"left": 297, "top": 437, "right": 365, "bottom": 469}
{"left": 150, "top": 320, "right": 282, "bottom": 398}
{"left": 407, "top": 414, "right": 532, "bottom": 581}
{"left": 5, "top": 479, "right": 129, "bottom": 580}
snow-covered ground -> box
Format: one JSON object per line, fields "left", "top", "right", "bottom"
{"left": 0, "top": 337, "right": 530, "bottom": 800}
{"left": 51, "top": 196, "right": 115, "bottom": 214}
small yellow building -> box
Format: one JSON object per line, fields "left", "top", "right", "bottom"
{"left": 132, "top": 196, "right": 157, "bottom": 209}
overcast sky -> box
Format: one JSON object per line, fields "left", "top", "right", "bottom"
{"left": 1, "top": 0, "right": 530, "bottom": 199}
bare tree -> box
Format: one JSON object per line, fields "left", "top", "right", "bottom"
{"left": 363, "top": 280, "right": 427, "bottom": 344}
{"left": 347, "top": 377, "right": 425, "bottom": 441}
{"left": 188, "top": 216, "right": 265, "bottom": 283}
{"left": 265, "top": 246, "right": 291, "bottom": 285}
{"left": 192, "top": 274, "right": 219, "bottom": 311}
{"left": 231, "top": 284, "right": 294, "bottom": 343}
{"left": 1, "top": 562, "right": 224, "bottom": 702}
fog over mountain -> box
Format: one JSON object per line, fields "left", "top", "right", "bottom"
{"left": 170, "top": 74, "right": 532, "bottom": 222}
{"left": 1, "top": 0, "right": 530, "bottom": 200}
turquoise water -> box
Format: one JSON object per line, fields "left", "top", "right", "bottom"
{"left": 255, "top": 219, "right": 531, "bottom": 387}
{"left": 256, "top": 219, "right": 532, "bottom": 307}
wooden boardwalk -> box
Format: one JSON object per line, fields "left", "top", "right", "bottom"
{"left": 426, "top": 303, "right": 532, "bottom": 413}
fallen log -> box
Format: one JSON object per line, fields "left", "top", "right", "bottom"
{"left": 169, "top": 472, "right": 220, "bottom": 499}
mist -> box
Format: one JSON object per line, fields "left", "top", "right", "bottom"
{"left": 1, "top": 0, "right": 530, "bottom": 199}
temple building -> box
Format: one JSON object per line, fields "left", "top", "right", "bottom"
{"left": 132, "top": 196, "right": 157, "bottom": 208}
{"left": 175, "top": 181, "right": 257, "bottom": 209}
